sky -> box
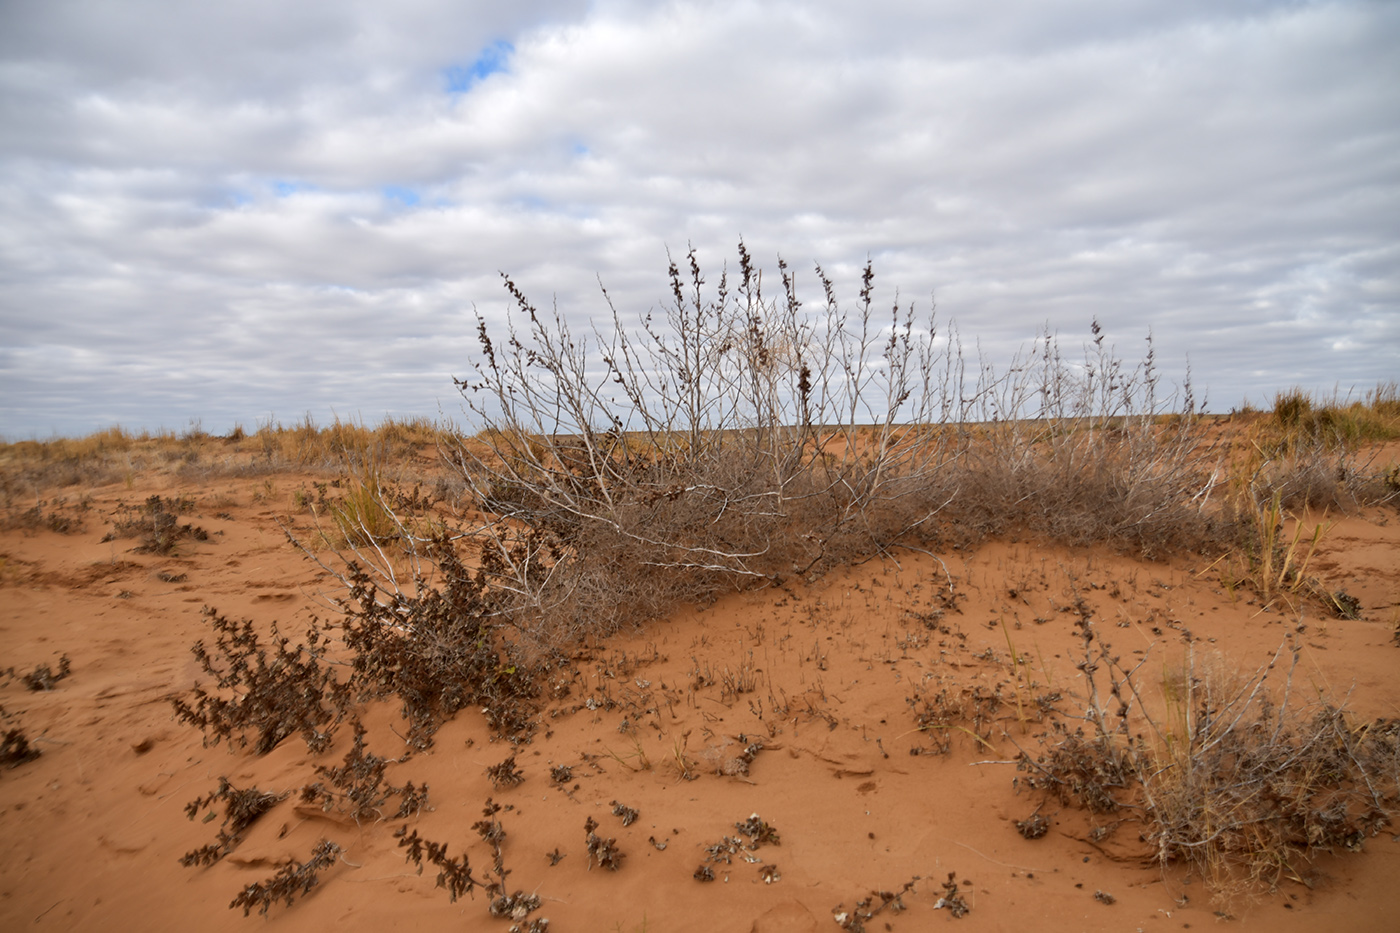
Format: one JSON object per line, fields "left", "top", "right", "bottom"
{"left": 1, "top": 0, "right": 1397, "bottom": 439}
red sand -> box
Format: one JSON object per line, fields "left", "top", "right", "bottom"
{"left": 2, "top": 469, "right": 1397, "bottom": 932}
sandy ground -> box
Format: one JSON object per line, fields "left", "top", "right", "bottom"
{"left": 2, "top": 468, "right": 1398, "bottom": 932}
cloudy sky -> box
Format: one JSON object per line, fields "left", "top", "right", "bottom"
{"left": 2, "top": 0, "right": 1397, "bottom": 438}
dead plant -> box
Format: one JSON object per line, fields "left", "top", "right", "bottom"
{"left": 331, "top": 540, "right": 537, "bottom": 747}
{"left": 170, "top": 607, "right": 349, "bottom": 755}
{"left": 1, "top": 728, "right": 40, "bottom": 768}
{"left": 1016, "top": 621, "right": 1400, "bottom": 904}
{"left": 103, "top": 494, "right": 207, "bottom": 554}
{"left": 181, "top": 778, "right": 289, "bottom": 866}
{"left": 229, "top": 839, "right": 343, "bottom": 916}
{"left": 833, "top": 876, "right": 924, "bottom": 930}
{"left": 300, "top": 721, "right": 429, "bottom": 821}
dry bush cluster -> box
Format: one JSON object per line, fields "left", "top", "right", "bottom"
{"left": 300, "top": 721, "right": 430, "bottom": 821}
{"left": 0, "top": 415, "right": 449, "bottom": 493}
{"left": 102, "top": 494, "right": 207, "bottom": 554}
{"left": 171, "top": 607, "right": 349, "bottom": 755}
{"left": 0, "top": 494, "right": 88, "bottom": 535}
{"left": 332, "top": 543, "right": 538, "bottom": 746}
{"left": 229, "top": 840, "right": 343, "bottom": 917}
{"left": 1234, "top": 384, "right": 1400, "bottom": 511}
{"left": 172, "top": 557, "right": 538, "bottom": 758}
{"left": 181, "top": 778, "right": 289, "bottom": 867}
{"left": 1015, "top": 620, "right": 1400, "bottom": 903}
{"left": 420, "top": 245, "right": 1245, "bottom": 652}
{"left": 14, "top": 246, "right": 1391, "bottom": 919}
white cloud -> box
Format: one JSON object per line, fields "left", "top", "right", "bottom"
{"left": 1, "top": 0, "right": 1397, "bottom": 436}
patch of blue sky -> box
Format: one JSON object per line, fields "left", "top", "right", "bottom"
{"left": 383, "top": 185, "right": 421, "bottom": 207}
{"left": 445, "top": 39, "right": 514, "bottom": 93}
{"left": 273, "top": 180, "right": 314, "bottom": 197}
{"left": 570, "top": 140, "right": 590, "bottom": 157}
{"left": 510, "top": 193, "right": 595, "bottom": 222}
{"left": 513, "top": 194, "right": 552, "bottom": 212}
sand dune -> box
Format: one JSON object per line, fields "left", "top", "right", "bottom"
{"left": 2, "top": 445, "right": 1398, "bottom": 931}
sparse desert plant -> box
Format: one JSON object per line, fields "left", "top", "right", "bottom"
{"left": 229, "top": 839, "right": 343, "bottom": 916}
{"left": 1016, "top": 621, "right": 1400, "bottom": 904}
{"left": 181, "top": 778, "right": 289, "bottom": 866}
{"left": 299, "top": 721, "right": 429, "bottom": 821}
{"left": 330, "top": 540, "right": 536, "bottom": 747}
{"left": 4, "top": 654, "right": 72, "bottom": 691}
{"left": 486, "top": 754, "right": 524, "bottom": 788}
{"left": 1, "top": 498, "right": 87, "bottom": 534}
{"left": 1, "top": 727, "right": 41, "bottom": 768}
{"left": 396, "top": 827, "right": 482, "bottom": 902}
{"left": 396, "top": 801, "right": 544, "bottom": 926}
{"left": 584, "top": 815, "right": 625, "bottom": 871}
{"left": 833, "top": 876, "right": 926, "bottom": 930}
{"left": 434, "top": 246, "right": 1220, "bottom": 653}
{"left": 170, "top": 607, "right": 349, "bottom": 755}
{"left": 103, "top": 494, "right": 207, "bottom": 554}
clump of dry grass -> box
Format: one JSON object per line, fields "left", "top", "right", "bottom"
{"left": 0, "top": 415, "right": 454, "bottom": 494}
{"left": 1232, "top": 384, "right": 1400, "bottom": 511}
{"left": 1016, "top": 620, "right": 1399, "bottom": 904}
{"left": 103, "top": 494, "right": 207, "bottom": 554}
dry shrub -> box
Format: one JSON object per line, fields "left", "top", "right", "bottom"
{"left": 943, "top": 322, "right": 1224, "bottom": 557}
{"left": 299, "top": 721, "right": 429, "bottom": 820}
{"left": 1, "top": 728, "right": 41, "bottom": 769}
{"left": 433, "top": 246, "right": 1222, "bottom": 651}
{"left": 181, "top": 778, "right": 288, "bottom": 867}
{"left": 832, "top": 876, "right": 926, "bottom": 930}
{"left": 3, "top": 654, "right": 73, "bottom": 691}
{"left": 0, "top": 498, "right": 87, "bottom": 534}
{"left": 333, "top": 540, "right": 537, "bottom": 747}
{"left": 396, "top": 801, "right": 544, "bottom": 925}
{"left": 396, "top": 827, "right": 481, "bottom": 902}
{"left": 446, "top": 246, "right": 962, "bottom": 642}
{"left": 229, "top": 840, "right": 342, "bottom": 916}
{"left": 103, "top": 494, "right": 207, "bottom": 554}
{"left": 1233, "top": 384, "right": 1400, "bottom": 510}
{"left": 1017, "top": 622, "right": 1399, "bottom": 904}
{"left": 172, "top": 534, "right": 540, "bottom": 762}
{"left": 170, "top": 607, "right": 349, "bottom": 755}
